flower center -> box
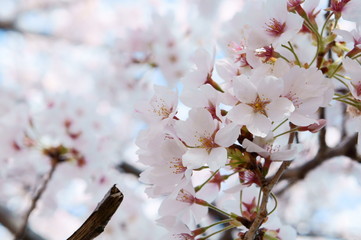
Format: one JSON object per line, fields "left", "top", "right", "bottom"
{"left": 255, "top": 46, "right": 276, "bottom": 63}
{"left": 176, "top": 189, "right": 195, "bottom": 204}
{"left": 265, "top": 18, "right": 286, "bottom": 37}
{"left": 198, "top": 136, "right": 218, "bottom": 152}
{"left": 285, "top": 91, "right": 302, "bottom": 108}
{"left": 331, "top": 0, "right": 351, "bottom": 13}
{"left": 287, "top": 0, "right": 304, "bottom": 9}
{"left": 151, "top": 97, "right": 172, "bottom": 119}
{"left": 265, "top": 144, "right": 280, "bottom": 154}
{"left": 229, "top": 41, "right": 251, "bottom": 68}
{"left": 169, "top": 157, "right": 186, "bottom": 174}
{"left": 248, "top": 96, "right": 270, "bottom": 116}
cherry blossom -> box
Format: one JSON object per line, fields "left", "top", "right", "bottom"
{"left": 254, "top": 0, "right": 304, "bottom": 48}
{"left": 180, "top": 84, "right": 224, "bottom": 120}
{"left": 157, "top": 216, "right": 196, "bottom": 240}
{"left": 182, "top": 48, "right": 216, "bottom": 89}
{"left": 158, "top": 182, "right": 208, "bottom": 225}
{"left": 342, "top": 58, "right": 361, "bottom": 100}
{"left": 3, "top": 1, "right": 361, "bottom": 239}
{"left": 341, "top": 0, "right": 361, "bottom": 23}
{"left": 335, "top": 24, "right": 361, "bottom": 49}
{"left": 242, "top": 133, "right": 300, "bottom": 161}
{"left": 175, "top": 108, "right": 240, "bottom": 171}
{"left": 227, "top": 74, "right": 295, "bottom": 137}
{"left": 327, "top": 0, "right": 358, "bottom": 21}
{"left": 282, "top": 66, "right": 334, "bottom": 126}
{"left": 136, "top": 85, "right": 178, "bottom": 124}
{"left": 346, "top": 105, "right": 361, "bottom": 148}
{"left": 140, "top": 137, "right": 192, "bottom": 197}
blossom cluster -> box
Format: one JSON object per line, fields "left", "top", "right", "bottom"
{"left": 0, "top": 0, "right": 243, "bottom": 238}
{"left": 137, "top": 0, "right": 361, "bottom": 239}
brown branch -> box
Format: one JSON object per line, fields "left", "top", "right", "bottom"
{"left": 0, "top": 21, "right": 16, "bottom": 31}
{"left": 276, "top": 133, "right": 359, "bottom": 195}
{"left": 67, "top": 185, "right": 123, "bottom": 240}
{"left": 243, "top": 161, "right": 292, "bottom": 240}
{"left": 0, "top": 19, "right": 94, "bottom": 46}
{"left": 243, "top": 132, "right": 296, "bottom": 240}
{"left": 280, "top": 134, "right": 358, "bottom": 183}
{"left": 0, "top": 205, "right": 45, "bottom": 240}
{"left": 118, "top": 162, "right": 142, "bottom": 177}
{"left": 14, "top": 162, "right": 58, "bottom": 240}
{"left": 18, "top": 0, "right": 86, "bottom": 14}
{"left": 302, "top": 231, "right": 348, "bottom": 240}
{"left": 318, "top": 108, "right": 327, "bottom": 151}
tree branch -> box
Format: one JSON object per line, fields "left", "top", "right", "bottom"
{"left": 0, "top": 205, "right": 45, "bottom": 240}
{"left": 243, "top": 132, "right": 296, "bottom": 240}
{"left": 280, "top": 134, "right": 358, "bottom": 181}
{"left": 118, "top": 162, "right": 142, "bottom": 177}
{"left": 276, "top": 134, "right": 359, "bottom": 195}
{"left": 67, "top": 185, "right": 123, "bottom": 240}
{"left": 0, "top": 19, "right": 93, "bottom": 46}
{"left": 318, "top": 108, "right": 327, "bottom": 151}
{"left": 14, "top": 162, "right": 58, "bottom": 240}
{"left": 244, "top": 161, "right": 292, "bottom": 240}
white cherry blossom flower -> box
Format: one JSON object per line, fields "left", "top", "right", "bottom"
{"left": 334, "top": 25, "right": 361, "bottom": 49}
{"left": 158, "top": 182, "right": 208, "bottom": 225}
{"left": 282, "top": 66, "right": 334, "bottom": 125}
{"left": 346, "top": 105, "right": 361, "bottom": 151}
{"left": 140, "top": 138, "right": 192, "bottom": 197}
{"left": 343, "top": 57, "right": 361, "bottom": 100}
{"left": 136, "top": 85, "right": 178, "bottom": 124}
{"left": 328, "top": 0, "right": 361, "bottom": 23}
{"left": 180, "top": 84, "right": 224, "bottom": 120}
{"left": 227, "top": 74, "right": 295, "bottom": 137}
{"left": 342, "top": 0, "right": 361, "bottom": 24}
{"left": 182, "top": 48, "right": 216, "bottom": 88}
{"left": 242, "top": 133, "right": 300, "bottom": 161}
{"left": 175, "top": 108, "right": 240, "bottom": 171}
{"left": 157, "top": 216, "right": 194, "bottom": 240}
{"left": 248, "top": 0, "right": 303, "bottom": 49}
{"left": 151, "top": 13, "right": 192, "bottom": 85}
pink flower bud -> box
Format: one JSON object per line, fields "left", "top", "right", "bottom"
{"left": 298, "top": 119, "right": 326, "bottom": 133}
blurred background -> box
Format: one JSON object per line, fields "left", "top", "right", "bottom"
{"left": 0, "top": 0, "right": 360, "bottom": 240}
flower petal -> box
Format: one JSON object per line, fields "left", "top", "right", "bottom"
{"left": 257, "top": 76, "right": 283, "bottom": 100}
{"left": 215, "top": 123, "right": 241, "bottom": 147}
{"left": 242, "top": 139, "right": 269, "bottom": 157}
{"left": 227, "top": 104, "right": 254, "bottom": 125}
{"left": 233, "top": 75, "right": 257, "bottom": 103}
{"left": 207, "top": 147, "right": 227, "bottom": 171}
{"left": 182, "top": 148, "right": 208, "bottom": 170}
{"left": 267, "top": 97, "right": 295, "bottom": 122}
{"left": 247, "top": 113, "right": 271, "bottom": 137}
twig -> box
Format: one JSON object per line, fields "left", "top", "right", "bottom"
{"left": 67, "top": 185, "right": 123, "bottom": 240}
{"left": 0, "top": 205, "right": 45, "bottom": 240}
{"left": 243, "top": 161, "right": 292, "bottom": 240}
{"left": 0, "top": 20, "right": 96, "bottom": 46}
{"left": 243, "top": 133, "right": 295, "bottom": 240}
{"left": 318, "top": 108, "right": 327, "bottom": 151}
{"left": 276, "top": 134, "right": 359, "bottom": 195}
{"left": 280, "top": 134, "right": 358, "bottom": 182}
{"left": 14, "top": 162, "right": 58, "bottom": 240}
{"left": 118, "top": 162, "right": 142, "bottom": 177}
